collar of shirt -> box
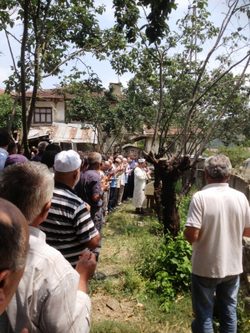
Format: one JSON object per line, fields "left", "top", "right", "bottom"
{"left": 0, "top": 147, "right": 8, "bottom": 156}
{"left": 29, "top": 225, "right": 46, "bottom": 242}
{"left": 54, "top": 180, "right": 75, "bottom": 194}
{"left": 202, "top": 183, "right": 229, "bottom": 191}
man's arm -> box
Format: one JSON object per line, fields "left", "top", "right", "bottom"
{"left": 243, "top": 228, "right": 250, "bottom": 237}
{"left": 184, "top": 226, "right": 200, "bottom": 244}
{"left": 74, "top": 202, "right": 100, "bottom": 249}
{"left": 84, "top": 233, "right": 100, "bottom": 250}
{"left": 92, "top": 194, "right": 102, "bottom": 202}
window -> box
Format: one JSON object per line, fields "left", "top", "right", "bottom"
{"left": 34, "top": 107, "right": 52, "bottom": 123}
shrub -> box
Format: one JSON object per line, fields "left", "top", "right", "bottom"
{"left": 135, "top": 192, "right": 193, "bottom": 312}
{"left": 218, "top": 145, "right": 250, "bottom": 168}
{"left": 138, "top": 231, "right": 192, "bottom": 312}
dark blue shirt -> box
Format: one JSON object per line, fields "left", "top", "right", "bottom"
{"left": 74, "top": 168, "right": 103, "bottom": 208}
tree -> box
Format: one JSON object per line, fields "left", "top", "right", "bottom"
{"left": 64, "top": 78, "right": 148, "bottom": 153}
{"left": 0, "top": 93, "right": 22, "bottom": 131}
{"left": 0, "top": 0, "right": 109, "bottom": 155}
{"left": 0, "top": 0, "right": 177, "bottom": 156}
{"left": 109, "top": 0, "right": 250, "bottom": 235}
{"left": 113, "top": 0, "right": 177, "bottom": 44}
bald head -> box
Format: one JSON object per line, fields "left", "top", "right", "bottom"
{"left": 0, "top": 198, "right": 29, "bottom": 314}
{"left": 0, "top": 198, "right": 29, "bottom": 272}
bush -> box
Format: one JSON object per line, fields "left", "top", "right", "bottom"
{"left": 218, "top": 145, "right": 250, "bottom": 168}
{"left": 137, "top": 231, "right": 192, "bottom": 312}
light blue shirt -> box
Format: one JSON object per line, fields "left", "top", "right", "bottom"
{"left": 0, "top": 148, "right": 8, "bottom": 170}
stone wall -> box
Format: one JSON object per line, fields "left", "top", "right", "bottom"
{"left": 196, "top": 169, "right": 250, "bottom": 203}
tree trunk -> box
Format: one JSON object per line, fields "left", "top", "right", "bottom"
{"left": 147, "top": 153, "right": 191, "bottom": 236}
{"left": 20, "top": 0, "right": 30, "bottom": 157}
{"left": 154, "top": 162, "right": 180, "bottom": 236}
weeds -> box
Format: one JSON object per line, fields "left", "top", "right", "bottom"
{"left": 89, "top": 197, "right": 250, "bottom": 332}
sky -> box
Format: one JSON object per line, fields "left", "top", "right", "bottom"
{"left": 0, "top": 0, "right": 249, "bottom": 91}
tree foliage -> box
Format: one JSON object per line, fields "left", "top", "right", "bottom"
{"left": 64, "top": 79, "right": 140, "bottom": 153}
{"left": 109, "top": 0, "right": 250, "bottom": 235}
{"left": 0, "top": 0, "right": 108, "bottom": 154}
{"left": 0, "top": 93, "right": 22, "bottom": 131}
{"left": 113, "top": 0, "right": 177, "bottom": 44}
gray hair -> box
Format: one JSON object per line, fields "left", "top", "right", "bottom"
{"left": 205, "top": 154, "right": 232, "bottom": 180}
{"left": 0, "top": 162, "right": 54, "bottom": 224}
{"left": 88, "top": 152, "right": 102, "bottom": 166}
{"left": 0, "top": 200, "right": 28, "bottom": 272}
{"left": 38, "top": 141, "right": 49, "bottom": 153}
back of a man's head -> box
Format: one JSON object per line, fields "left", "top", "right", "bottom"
{"left": 88, "top": 152, "right": 102, "bottom": 167}
{"left": 0, "top": 129, "right": 10, "bottom": 148}
{"left": 205, "top": 154, "right": 232, "bottom": 181}
{"left": 54, "top": 150, "right": 81, "bottom": 173}
{"left": 38, "top": 141, "right": 49, "bottom": 154}
{"left": 0, "top": 198, "right": 29, "bottom": 315}
{"left": 41, "top": 150, "right": 58, "bottom": 168}
{"left": 0, "top": 162, "right": 54, "bottom": 224}
{"left": 46, "top": 143, "right": 62, "bottom": 153}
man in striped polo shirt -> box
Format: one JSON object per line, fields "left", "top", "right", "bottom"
{"left": 40, "top": 150, "right": 100, "bottom": 267}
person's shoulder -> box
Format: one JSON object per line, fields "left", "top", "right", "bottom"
{"left": 229, "top": 186, "right": 248, "bottom": 200}
{"left": 28, "top": 237, "right": 78, "bottom": 279}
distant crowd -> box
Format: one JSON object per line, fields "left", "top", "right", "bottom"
{"left": 0, "top": 128, "right": 152, "bottom": 332}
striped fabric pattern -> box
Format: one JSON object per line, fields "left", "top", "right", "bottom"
{"left": 40, "top": 181, "right": 98, "bottom": 266}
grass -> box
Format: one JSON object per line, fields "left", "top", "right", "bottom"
{"left": 89, "top": 199, "right": 250, "bottom": 332}
{"left": 89, "top": 201, "right": 193, "bottom": 333}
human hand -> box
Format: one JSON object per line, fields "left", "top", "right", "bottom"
{"left": 84, "top": 202, "right": 91, "bottom": 213}
{"left": 76, "top": 250, "right": 97, "bottom": 284}
{"left": 21, "top": 329, "right": 28, "bottom": 333}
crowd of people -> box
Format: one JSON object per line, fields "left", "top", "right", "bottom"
{"left": 0, "top": 129, "right": 152, "bottom": 332}
{"left": 1, "top": 127, "right": 250, "bottom": 333}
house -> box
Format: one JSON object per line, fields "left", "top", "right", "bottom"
{"left": 25, "top": 88, "right": 72, "bottom": 125}
{"left": 23, "top": 88, "right": 99, "bottom": 151}
{"left": 132, "top": 125, "right": 200, "bottom": 155}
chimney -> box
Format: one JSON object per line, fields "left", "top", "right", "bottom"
{"left": 110, "top": 82, "right": 122, "bottom": 97}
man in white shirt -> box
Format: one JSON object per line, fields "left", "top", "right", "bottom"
{"left": 133, "top": 159, "right": 150, "bottom": 214}
{"left": 0, "top": 162, "right": 96, "bottom": 333}
{"left": 184, "top": 154, "right": 250, "bottom": 333}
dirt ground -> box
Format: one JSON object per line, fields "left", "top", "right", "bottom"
{"left": 91, "top": 294, "right": 144, "bottom": 323}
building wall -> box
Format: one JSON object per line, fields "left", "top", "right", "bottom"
{"left": 32, "top": 100, "right": 65, "bottom": 123}
{"left": 144, "top": 137, "right": 159, "bottom": 153}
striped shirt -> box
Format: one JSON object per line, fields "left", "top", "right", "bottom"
{"left": 40, "top": 181, "right": 98, "bottom": 266}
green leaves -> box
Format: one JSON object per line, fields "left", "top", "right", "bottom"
{"left": 0, "top": 93, "right": 22, "bottom": 130}
{"left": 113, "top": 0, "right": 177, "bottom": 44}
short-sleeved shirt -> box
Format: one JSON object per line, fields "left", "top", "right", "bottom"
{"left": 185, "top": 183, "right": 250, "bottom": 278}
{"left": 0, "top": 148, "right": 8, "bottom": 170}
{"left": 75, "top": 168, "right": 103, "bottom": 208}
{"left": 40, "top": 181, "right": 98, "bottom": 266}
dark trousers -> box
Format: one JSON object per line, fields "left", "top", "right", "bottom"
{"left": 122, "top": 183, "right": 128, "bottom": 201}
{"left": 90, "top": 206, "right": 103, "bottom": 262}
{"left": 127, "top": 171, "right": 134, "bottom": 198}
{"left": 108, "top": 187, "right": 116, "bottom": 211}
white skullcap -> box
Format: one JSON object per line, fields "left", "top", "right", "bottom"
{"left": 138, "top": 158, "right": 146, "bottom": 163}
{"left": 54, "top": 150, "right": 81, "bottom": 172}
